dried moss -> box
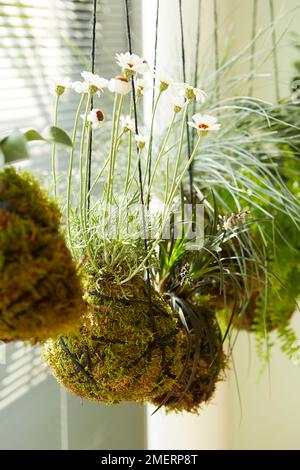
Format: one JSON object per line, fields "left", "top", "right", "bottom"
{"left": 45, "top": 273, "right": 185, "bottom": 404}
{"left": 0, "top": 167, "right": 85, "bottom": 342}
{"left": 151, "top": 303, "right": 226, "bottom": 413}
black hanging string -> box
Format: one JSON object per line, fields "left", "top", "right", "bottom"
{"left": 192, "top": 0, "right": 201, "bottom": 150}
{"left": 59, "top": 1, "right": 98, "bottom": 378}
{"left": 179, "top": 0, "right": 193, "bottom": 204}
{"left": 124, "top": 0, "right": 154, "bottom": 328}
{"left": 87, "top": 0, "right": 98, "bottom": 212}
{"left": 213, "top": 0, "right": 220, "bottom": 103}
{"left": 269, "top": 0, "right": 280, "bottom": 102}
{"left": 249, "top": 0, "right": 258, "bottom": 97}
{"left": 124, "top": 0, "right": 146, "bottom": 218}
{"left": 147, "top": 0, "right": 160, "bottom": 209}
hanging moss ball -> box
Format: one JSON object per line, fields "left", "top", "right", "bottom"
{"left": 213, "top": 275, "right": 297, "bottom": 333}
{"left": 0, "top": 167, "right": 85, "bottom": 342}
{"left": 45, "top": 270, "right": 226, "bottom": 412}
{"left": 151, "top": 302, "right": 226, "bottom": 413}
{"left": 45, "top": 273, "right": 186, "bottom": 404}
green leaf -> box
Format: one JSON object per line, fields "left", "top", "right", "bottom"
{"left": 24, "top": 129, "right": 45, "bottom": 142}
{"left": 42, "top": 126, "right": 73, "bottom": 147}
{"left": 0, "top": 130, "right": 29, "bottom": 163}
{"left": 25, "top": 126, "right": 73, "bottom": 147}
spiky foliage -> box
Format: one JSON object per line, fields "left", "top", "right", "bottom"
{"left": 154, "top": 217, "right": 242, "bottom": 413}
{"left": 0, "top": 168, "right": 85, "bottom": 342}
{"left": 176, "top": 28, "right": 300, "bottom": 361}
{"left": 151, "top": 299, "right": 225, "bottom": 413}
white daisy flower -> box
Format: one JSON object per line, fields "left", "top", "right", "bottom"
{"left": 81, "top": 109, "right": 105, "bottom": 129}
{"left": 108, "top": 76, "right": 131, "bottom": 95}
{"left": 135, "top": 134, "right": 146, "bottom": 149}
{"left": 154, "top": 72, "right": 173, "bottom": 92}
{"left": 171, "top": 95, "right": 186, "bottom": 113}
{"left": 135, "top": 78, "right": 150, "bottom": 97}
{"left": 72, "top": 80, "right": 90, "bottom": 94}
{"left": 120, "top": 114, "right": 135, "bottom": 133}
{"left": 81, "top": 71, "right": 108, "bottom": 95}
{"left": 177, "top": 83, "right": 206, "bottom": 102}
{"left": 188, "top": 113, "right": 221, "bottom": 133}
{"left": 116, "top": 52, "right": 149, "bottom": 77}
{"left": 53, "top": 77, "right": 72, "bottom": 95}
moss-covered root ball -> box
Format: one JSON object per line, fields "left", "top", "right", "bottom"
{"left": 0, "top": 168, "right": 85, "bottom": 342}
{"left": 151, "top": 305, "right": 226, "bottom": 413}
{"left": 45, "top": 274, "right": 185, "bottom": 404}
{"left": 219, "top": 287, "right": 296, "bottom": 333}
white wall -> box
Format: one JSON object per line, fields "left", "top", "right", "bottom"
{"left": 147, "top": 381, "right": 229, "bottom": 450}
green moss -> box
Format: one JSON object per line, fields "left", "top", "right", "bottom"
{"left": 0, "top": 168, "right": 85, "bottom": 342}
{"left": 151, "top": 302, "right": 226, "bottom": 413}
{"left": 45, "top": 272, "right": 185, "bottom": 404}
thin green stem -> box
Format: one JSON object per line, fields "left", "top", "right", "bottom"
{"left": 213, "top": 0, "right": 220, "bottom": 103}
{"left": 163, "top": 155, "right": 170, "bottom": 210}
{"left": 110, "top": 96, "right": 124, "bottom": 203}
{"left": 124, "top": 98, "right": 134, "bottom": 194}
{"left": 84, "top": 122, "right": 93, "bottom": 231}
{"left": 80, "top": 92, "right": 92, "bottom": 232}
{"left": 87, "top": 156, "right": 110, "bottom": 197}
{"left": 146, "top": 112, "right": 176, "bottom": 200}
{"left": 105, "top": 94, "right": 119, "bottom": 217}
{"left": 125, "top": 131, "right": 133, "bottom": 193}
{"left": 269, "top": 0, "right": 280, "bottom": 102}
{"left": 120, "top": 240, "right": 159, "bottom": 284}
{"left": 67, "top": 93, "right": 86, "bottom": 250}
{"left": 144, "top": 89, "right": 162, "bottom": 189}
{"left": 249, "top": 0, "right": 258, "bottom": 96}
{"left": 164, "top": 134, "right": 201, "bottom": 217}
{"left": 167, "top": 106, "right": 189, "bottom": 206}
{"left": 52, "top": 93, "right": 60, "bottom": 198}
{"left": 79, "top": 92, "right": 94, "bottom": 264}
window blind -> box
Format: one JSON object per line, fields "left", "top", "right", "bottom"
{"left": 0, "top": 0, "right": 142, "bottom": 140}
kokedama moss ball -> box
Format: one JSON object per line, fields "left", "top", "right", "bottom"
{"left": 45, "top": 274, "right": 185, "bottom": 404}
{"left": 45, "top": 272, "right": 226, "bottom": 413}
{"left": 0, "top": 168, "right": 85, "bottom": 342}
{"left": 151, "top": 302, "right": 226, "bottom": 413}
{"left": 213, "top": 277, "right": 296, "bottom": 333}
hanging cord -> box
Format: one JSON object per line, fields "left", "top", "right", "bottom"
{"left": 249, "top": 0, "right": 258, "bottom": 97}
{"left": 213, "top": 0, "right": 220, "bottom": 103}
{"left": 124, "top": 0, "right": 154, "bottom": 329}
{"left": 179, "top": 0, "right": 193, "bottom": 204}
{"left": 269, "top": 0, "right": 280, "bottom": 102}
{"left": 147, "top": 0, "right": 160, "bottom": 209}
{"left": 87, "top": 0, "right": 98, "bottom": 212}
{"left": 59, "top": 2, "right": 97, "bottom": 448}
{"left": 191, "top": 0, "right": 201, "bottom": 150}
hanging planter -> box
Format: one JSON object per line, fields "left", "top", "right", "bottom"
{"left": 0, "top": 168, "right": 85, "bottom": 342}
{"left": 45, "top": 256, "right": 226, "bottom": 412}
{"left": 151, "top": 302, "right": 225, "bottom": 413}
{"left": 45, "top": 268, "right": 186, "bottom": 404}
{"left": 39, "top": 0, "right": 300, "bottom": 413}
